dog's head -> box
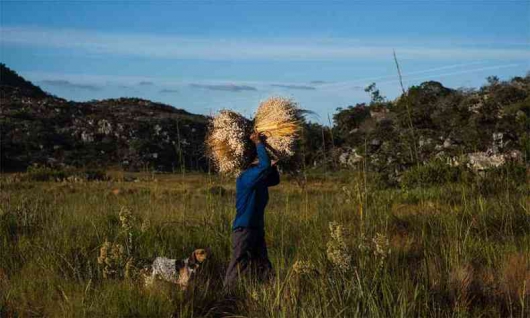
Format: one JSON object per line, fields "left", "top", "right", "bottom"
{"left": 188, "top": 248, "right": 209, "bottom": 267}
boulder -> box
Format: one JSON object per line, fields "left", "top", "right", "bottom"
{"left": 339, "top": 149, "right": 363, "bottom": 167}
{"left": 467, "top": 152, "right": 506, "bottom": 171}
{"left": 443, "top": 138, "right": 452, "bottom": 149}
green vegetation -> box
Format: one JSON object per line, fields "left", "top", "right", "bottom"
{"left": 1, "top": 64, "right": 529, "bottom": 316}
{"left": 328, "top": 77, "right": 529, "bottom": 182}
{"left": 1, "top": 171, "right": 528, "bottom": 317}
{"left": 20, "top": 165, "right": 108, "bottom": 182}
{"left": 2, "top": 63, "right": 529, "bottom": 187}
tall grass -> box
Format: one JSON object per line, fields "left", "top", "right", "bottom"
{"left": 1, "top": 170, "right": 528, "bottom": 317}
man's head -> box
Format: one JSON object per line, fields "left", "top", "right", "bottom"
{"left": 243, "top": 132, "right": 278, "bottom": 170}
{"left": 249, "top": 131, "right": 265, "bottom": 144}
{"left": 242, "top": 132, "right": 262, "bottom": 170}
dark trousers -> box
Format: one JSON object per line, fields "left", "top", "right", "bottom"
{"left": 223, "top": 227, "right": 273, "bottom": 288}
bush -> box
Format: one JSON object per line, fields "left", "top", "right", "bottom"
{"left": 473, "top": 162, "right": 528, "bottom": 195}
{"left": 401, "top": 160, "right": 468, "bottom": 188}
{"left": 401, "top": 159, "right": 527, "bottom": 193}
{"left": 24, "top": 165, "right": 108, "bottom": 182}
{"left": 82, "top": 169, "right": 108, "bottom": 181}
{"left": 25, "top": 165, "right": 69, "bottom": 181}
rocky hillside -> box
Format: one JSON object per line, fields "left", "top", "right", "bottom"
{"left": 327, "top": 76, "right": 529, "bottom": 184}
{"left": 1, "top": 64, "right": 208, "bottom": 171}
{"left": 1, "top": 63, "right": 528, "bottom": 181}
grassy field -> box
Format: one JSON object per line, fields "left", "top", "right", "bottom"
{"left": 1, "top": 170, "right": 529, "bottom": 317}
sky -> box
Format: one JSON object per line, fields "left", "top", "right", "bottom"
{"left": 1, "top": 0, "right": 529, "bottom": 122}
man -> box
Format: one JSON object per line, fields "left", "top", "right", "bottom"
{"left": 223, "top": 132, "right": 280, "bottom": 289}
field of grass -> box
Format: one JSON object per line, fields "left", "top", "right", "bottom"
{"left": 1, "top": 170, "right": 529, "bottom": 317}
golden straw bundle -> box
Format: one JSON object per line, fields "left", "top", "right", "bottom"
{"left": 206, "top": 110, "right": 252, "bottom": 176}
{"left": 206, "top": 97, "right": 305, "bottom": 176}
{"left": 253, "top": 97, "right": 303, "bottom": 159}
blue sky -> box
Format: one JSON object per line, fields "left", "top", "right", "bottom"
{"left": 1, "top": 1, "right": 529, "bottom": 122}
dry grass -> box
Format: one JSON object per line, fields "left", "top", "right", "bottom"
{"left": 500, "top": 252, "right": 530, "bottom": 301}
{"left": 449, "top": 263, "right": 475, "bottom": 311}
{"left": 1, "top": 172, "right": 528, "bottom": 317}
{"left": 391, "top": 201, "right": 441, "bottom": 217}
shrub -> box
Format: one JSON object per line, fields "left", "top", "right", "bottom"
{"left": 24, "top": 165, "right": 108, "bottom": 182}
{"left": 401, "top": 160, "right": 468, "bottom": 188}
{"left": 82, "top": 169, "right": 108, "bottom": 181}
{"left": 473, "top": 162, "right": 527, "bottom": 195}
{"left": 25, "top": 165, "right": 69, "bottom": 181}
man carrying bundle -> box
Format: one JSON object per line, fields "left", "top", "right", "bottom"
{"left": 223, "top": 132, "right": 280, "bottom": 289}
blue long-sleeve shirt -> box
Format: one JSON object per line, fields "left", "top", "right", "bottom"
{"left": 232, "top": 143, "right": 280, "bottom": 230}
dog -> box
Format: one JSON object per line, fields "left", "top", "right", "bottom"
{"left": 143, "top": 248, "right": 209, "bottom": 290}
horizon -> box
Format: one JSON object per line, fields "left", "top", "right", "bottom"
{"left": 1, "top": 1, "right": 529, "bottom": 122}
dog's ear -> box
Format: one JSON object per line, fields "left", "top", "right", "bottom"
{"left": 188, "top": 250, "right": 198, "bottom": 267}
{"left": 175, "top": 259, "right": 186, "bottom": 270}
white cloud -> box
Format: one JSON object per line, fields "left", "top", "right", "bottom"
{"left": 22, "top": 61, "right": 523, "bottom": 96}
{"left": 189, "top": 83, "right": 257, "bottom": 92}
{"left": 2, "top": 26, "right": 529, "bottom": 61}
{"left": 40, "top": 79, "right": 101, "bottom": 91}
{"left": 271, "top": 84, "right": 316, "bottom": 90}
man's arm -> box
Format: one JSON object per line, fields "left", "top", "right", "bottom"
{"left": 255, "top": 141, "right": 271, "bottom": 170}
{"left": 240, "top": 143, "right": 272, "bottom": 188}
{"left": 239, "top": 133, "right": 275, "bottom": 188}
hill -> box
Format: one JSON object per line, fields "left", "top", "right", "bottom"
{"left": 0, "top": 63, "right": 48, "bottom": 98}
{"left": 326, "top": 76, "right": 529, "bottom": 184}
{"left": 1, "top": 63, "right": 528, "bottom": 182}
{"left": 0, "top": 64, "right": 208, "bottom": 171}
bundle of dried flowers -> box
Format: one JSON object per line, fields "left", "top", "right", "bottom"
{"left": 206, "top": 110, "right": 253, "bottom": 176}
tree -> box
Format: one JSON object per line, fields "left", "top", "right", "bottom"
{"left": 333, "top": 104, "right": 371, "bottom": 146}
{"left": 364, "top": 82, "right": 385, "bottom": 104}
{"left": 487, "top": 76, "right": 500, "bottom": 86}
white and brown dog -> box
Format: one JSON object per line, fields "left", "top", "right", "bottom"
{"left": 143, "top": 249, "right": 209, "bottom": 290}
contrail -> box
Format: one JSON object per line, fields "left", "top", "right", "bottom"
{"left": 376, "top": 63, "right": 520, "bottom": 86}
{"left": 320, "top": 61, "right": 487, "bottom": 89}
